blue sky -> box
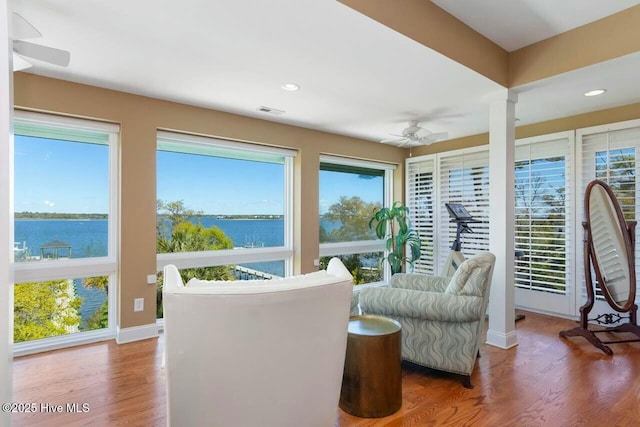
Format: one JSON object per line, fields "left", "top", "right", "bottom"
{"left": 14, "top": 136, "right": 109, "bottom": 214}
{"left": 157, "top": 151, "right": 285, "bottom": 215}
{"left": 319, "top": 170, "right": 383, "bottom": 214}
{"left": 14, "top": 135, "right": 383, "bottom": 215}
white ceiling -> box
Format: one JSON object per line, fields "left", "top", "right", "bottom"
{"left": 12, "top": 0, "right": 640, "bottom": 147}
{"left": 432, "top": 0, "right": 640, "bottom": 52}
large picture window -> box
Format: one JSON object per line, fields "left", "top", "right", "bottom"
{"left": 156, "top": 132, "right": 295, "bottom": 317}
{"left": 13, "top": 111, "right": 119, "bottom": 354}
{"left": 319, "top": 156, "right": 394, "bottom": 284}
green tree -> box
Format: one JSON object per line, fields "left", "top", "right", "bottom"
{"left": 84, "top": 275, "right": 108, "bottom": 291}
{"left": 83, "top": 276, "right": 109, "bottom": 330}
{"left": 158, "top": 221, "right": 233, "bottom": 253}
{"left": 14, "top": 280, "right": 82, "bottom": 343}
{"left": 156, "top": 200, "right": 235, "bottom": 317}
{"left": 320, "top": 196, "right": 383, "bottom": 282}
{"left": 595, "top": 150, "right": 635, "bottom": 220}
{"left": 85, "top": 302, "right": 109, "bottom": 330}
{"left": 320, "top": 196, "right": 381, "bottom": 242}
{"left": 514, "top": 158, "right": 567, "bottom": 290}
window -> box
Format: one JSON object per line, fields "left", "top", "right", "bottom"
{"left": 406, "top": 123, "right": 640, "bottom": 318}
{"left": 13, "top": 111, "right": 119, "bottom": 354}
{"left": 319, "top": 156, "right": 394, "bottom": 284}
{"left": 514, "top": 137, "right": 572, "bottom": 295}
{"left": 156, "top": 131, "right": 295, "bottom": 317}
{"left": 406, "top": 138, "right": 572, "bottom": 290}
{"left": 579, "top": 121, "right": 640, "bottom": 305}
{"left": 437, "top": 149, "right": 490, "bottom": 273}
{"left": 406, "top": 157, "right": 436, "bottom": 274}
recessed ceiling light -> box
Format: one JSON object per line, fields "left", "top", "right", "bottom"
{"left": 281, "top": 83, "right": 299, "bottom": 91}
{"left": 584, "top": 89, "right": 606, "bottom": 97}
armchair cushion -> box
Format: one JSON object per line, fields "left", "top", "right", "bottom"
{"left": 359, "top": 287, "right": 483, "bottom": 323}
{"left": 390, "top": 273, "right": 449, "bottom": 293}
{"left": 444, "top": 254, "right": 494, "bottom": 297}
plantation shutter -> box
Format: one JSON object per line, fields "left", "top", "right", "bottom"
{"left": 437, "top": 149, "right": 490, "bottom": 273}
{"left": 406, "top": 156, "right": 436, "bottom": 274}
{"left": 514, "top": 136, "right": 572, "bottom": 294}
{"left": 578, "top": 122, "right": 640, "bottom": 304}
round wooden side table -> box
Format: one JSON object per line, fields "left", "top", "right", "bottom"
{"left": 339, "top": 314, "right": 402, "bottom": 418}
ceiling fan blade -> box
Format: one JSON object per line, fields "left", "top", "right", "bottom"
{"left": 12, "top": 53, "right": 33, "bottom": 71}
{"left": 13, "top": 40, "right": 70, "bottom": 67}
{"left": 398, "top": 139, "right": 416, "bottom": 148}
{"left": 380, "top": 137, "right": 406, "bottom": 144}
{"left": 12, "top": 13, "right": 42, "bottom": 40}
{"left": 418, "top": 136, "right": 437, "bottom": 145}
{"left": 430, "top": 132, "right": 449, "bottom": 140}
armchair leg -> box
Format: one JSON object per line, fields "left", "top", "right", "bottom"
{"left": 462, "top": 375, "right": 473, "bottom": 389}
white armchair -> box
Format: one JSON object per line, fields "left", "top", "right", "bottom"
{"left": 162, "top": 258, "right": 353, "bottom": 427}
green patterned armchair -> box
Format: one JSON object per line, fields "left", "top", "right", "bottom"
{"left": 358, "top": 252, "right": 495, "bottom": 388}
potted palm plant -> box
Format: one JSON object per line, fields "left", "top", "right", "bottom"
{"left": 369, "top": 201, "right": 421, "bottom": 274}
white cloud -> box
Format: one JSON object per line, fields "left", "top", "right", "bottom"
{"left": 44, "top": 200, "right": 55, "bottom": 207}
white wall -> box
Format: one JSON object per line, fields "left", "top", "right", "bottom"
{"left": 1, "top": 1, "right": 14, "bottom": 425}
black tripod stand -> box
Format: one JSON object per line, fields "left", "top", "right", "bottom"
{"left": 442, "top": 203, "right": 525, "bottom": 322}
{"left": 442, "top": 203, "right": 479, "bottom": 277}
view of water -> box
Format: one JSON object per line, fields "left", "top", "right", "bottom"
{"left": 14, "top": 217, "right": 286, "bottom": 324}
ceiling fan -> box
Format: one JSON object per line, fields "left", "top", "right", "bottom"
{"left": 11, "top": 12, "right": 70, "bottom": 72}
{"left": 381, "top": 120, "right": 449, "bottom": 147}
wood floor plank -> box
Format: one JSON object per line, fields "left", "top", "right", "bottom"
{"left": 12, "top": 310, "right": 640, "bottom": 426}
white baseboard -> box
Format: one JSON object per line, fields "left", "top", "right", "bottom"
{"left": 14, "top": 330, "right": 114, "bottom": 357}
{"left": 116, "top": 323, "right": 159, "bottom": 344}
{"left": 486, "top": 329, "right": 519, "bottom": 349}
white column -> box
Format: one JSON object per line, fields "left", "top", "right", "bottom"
{"left": 486, "top": 89, "right": 518, "bottom": 349}
{"left": 0, "top": 1, "right": 13, "bottom": 424}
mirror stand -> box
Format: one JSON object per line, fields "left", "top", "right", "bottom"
{"left": 559, "top": 221, "right": 640, "bottom": 354}
{"left": 560, "top": 180, "right": 640, "bottom": 355}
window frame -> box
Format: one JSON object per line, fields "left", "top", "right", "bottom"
{"left": 155, "top": 131, "right": 296, "bottom": 276}
{"left": 318, "top": 155, "right": 395, "bottom": 282}
{"left": 576, "top": 118, "right": 640, "bottom": 315}
{"left": 12, "top": 110, "right": 120, "bottom": 355}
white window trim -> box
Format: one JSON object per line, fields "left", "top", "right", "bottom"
{"left": 319, "top": 240, "right": 385, "bottom": 258}
{"left": 157, "top": 247, "right": 293, "bottom": 272}
{"left": 157, "top": 130, "right": 296, "bottom": 158}
{"left": 320, "top": 154, "right": 397, "bottom": 172}
{"left": 12, "top": 111, "right": 120, "bottom": 355}
{"left": 156, "top": 131, "right": 296, "bottom": 277}
{"left": 16, "top": 110, "right": 120, "bottom": 134}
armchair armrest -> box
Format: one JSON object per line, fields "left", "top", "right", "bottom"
{"left": 359, "top": 287, "right": 483, "bottom": 323}
{"left": 390, "top": 273, "right": 449, "bottom": 293}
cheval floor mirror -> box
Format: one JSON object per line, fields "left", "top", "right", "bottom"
{"left": 560, "top": 179, "right": 640, "bottom": 354}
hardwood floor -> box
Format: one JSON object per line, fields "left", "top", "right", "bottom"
{"left": 12, "top": 310, "right": 640, "bottom": 426}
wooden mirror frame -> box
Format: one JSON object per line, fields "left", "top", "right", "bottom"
{"left": 560, "top": 179, "right": 640, "bottom": 354}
